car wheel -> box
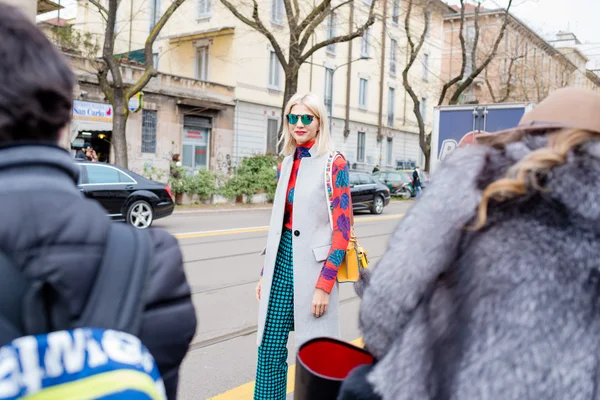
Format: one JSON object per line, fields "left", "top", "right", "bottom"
{"left": 127, "top": 200, "right": 154, "bottom": 229}
{"left": 371, "top": 195, "right": 384, "bottom": 215}
{"left": 400, "top": 188, "right": 412, "bottom": 200}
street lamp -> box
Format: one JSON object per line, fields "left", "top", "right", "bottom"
{"left": 304, "top": 56, "right": 371, "bottom": 135}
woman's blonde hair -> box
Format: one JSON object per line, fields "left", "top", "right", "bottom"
{"left": 280, "top": 92, "right": 333, "bottom": 157}
{"left": 473, "top": 128, "right": 598, "bottom": 229}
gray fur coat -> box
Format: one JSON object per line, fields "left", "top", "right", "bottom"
{"left": 358, "top": 136, "right": 600, "bottom": 400}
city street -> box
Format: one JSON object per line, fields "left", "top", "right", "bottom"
{"left": 153, "top": 200, "right": 414, "bottom": 399}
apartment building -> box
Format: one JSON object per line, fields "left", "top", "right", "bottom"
{"left": 441, "top": 5, "right": 600, "bottom": 106}
{"left": 64, "top": 0, "right": 451, "bottom": 172}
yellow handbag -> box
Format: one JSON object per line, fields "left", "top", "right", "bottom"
{"left": 325, "top": 152, "right": 369, "bottom": 283}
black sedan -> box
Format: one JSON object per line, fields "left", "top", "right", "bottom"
{"left": 76, "top": 161, "right": 175, "bottom": 229}
{"left": 349, "top": 171, "right": 391, "bottom": 214}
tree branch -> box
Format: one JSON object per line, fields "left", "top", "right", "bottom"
{"left": 484, "top": 67, "right": 498, "bottom": 103}
{"left": 402, "top": 0, "right": 431, "bottom": 153}
{"left": 299, "top": 0, "right": 376, "bottom": 63}
{"left": 126, "top": 0, "right": 186, "bottom": 98}
{"left": 499, "top": 54, "right": 523, "bottom": 102}
{"left": 471, "top": 2, "right": 480, "bottom": 73}
{"left": 88, "top": 0, "right": 108, "bottom": 22}
{"left": 219, "top": 0, "right": 289, "bottom": 69}
{"left": 297, "top": 0, "right": 332, "bottom": 35}
{"left": 283, "top": 0, "right": 298, "bottom": 31}
{"left": 447, "top": 0, "right": 514, "bottom": 104}
{"left": 100, "top": 0, "right": 122, "bottom": 93}
{"left": 298, "top": 0, "right": 352, "bottom": 52}
{"left": 438, "top": 0, "right": 467, "bottom": 105}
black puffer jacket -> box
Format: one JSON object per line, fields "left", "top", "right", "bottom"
{"left": 0, "top": 143, "right": 197, "bottom": 399}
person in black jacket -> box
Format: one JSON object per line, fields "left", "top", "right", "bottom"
{"left": 0, "top": 5, "right": 196, "bottom": 399}
{"left": 412, "top": 167, "right": 422, "bottom": 197}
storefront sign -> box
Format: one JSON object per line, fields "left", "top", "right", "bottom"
{"left": 183, "top": 128, "right": 208, "bottom": 145}
{"left": 73, "top": 101, "right": 113, "bottom": 123}
{"left": 128, "top": 92, "right": 144, "bottom": 113}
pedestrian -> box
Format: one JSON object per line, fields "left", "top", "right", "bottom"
{"left": 340, "top": 87, "right": 600, "bottom": 399}
{"left": 0, "top": 5, "right": 196, "bottom": 399}
{"left": 86, "top": 145, "right": 98, "bottom": 162}
{"left": 170, "top": 153, "right": 182, "bottom": 179}
{"left": 372, "top": 165, "right": 380, "bottom": 173}
{"left": 74, "top": 142, "right": 89, "bottom": 160}
{"left": 412, "top": 166, "right": 422, "bottom": 197}
{"left": 254, "top": 92, "right": 352, "bottom": 399}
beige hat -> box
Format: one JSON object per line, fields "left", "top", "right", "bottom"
{"left": 492, "top": 87, "right": 600, "bottom": 135}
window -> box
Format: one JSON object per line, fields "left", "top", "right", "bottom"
{"left": 153, "top": 53, "right": 159, "bottom": 70}
{"left": 182, "top": 126, "right": 210, "bottom": 170}
{"left": 85, "top": 165, "right": 134, "bottom": 184}
{"left": 425, "top": 11, "right": 431, "bottom": 37}
{"left": 324, "top": 68, "right": 334, "bottom": 110}
{"left": 142, "top": 110, "right": 157, "bottom": 153}
{"left": 267, "top": 119, "right": 279, "bottom": 154}
{"left": 268, "top": 51, "right": 281, "bottom": 88}
{"left": 386, "top": 137, "right": 393, "bottom": 165}
{"left": 196, "top": 46, "right": 209, "bottom": 80}
{"left": 358, "top": 78, "right": 368, "bottom": 108}
{"left": 358, "top": 174, "right": 376, "bottom": 184}
{"left": 357, "top": 132, "right": 366, "bottom": 162}
{"left": 420, "top": 97, "right": 427, "bottom": 122}
{"left": 390, "top": 39, "right": 397, "bottom": 75}
{"left": 361, "top": 28, "right": 369, "bottom": 57}
{"left": 422, "top": 53, "right": 429, "bottom": 81}
{"left": 392, "top": 0, "right": 400, "bottom": 24}
{"left": 326, "top": 13, "right": 336, "bottom": 54}
{"left": 150, "top": 0, "right": 160, "bottom": 31}
{"left": 387, "top": 87, "right": 395, "bottom": 126}
{"left": 198, "top": 0, "right": 211, "bottom": 17}
{"left": 349, "top": 173, "right": 361, "bottom": 186}
{"left": 272, "top": 0, "right": 284, "bottom": 24}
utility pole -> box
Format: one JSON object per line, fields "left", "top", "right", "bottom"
{"left": 0, "top": 0, "right": 37, "bottom": 21}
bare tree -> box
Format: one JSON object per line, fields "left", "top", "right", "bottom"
{"left": 438, "top": 0, "right": 514, "bottom": 106}
{"left": 219, "top": 0, "right": 377, "bottom": 122}
{"left": 485, "top": 54, "right": 524, "bottom": 102}
{"left": 401, "top": 0, "right": 431, "bottom": 170}
{"left": 87, "top": 0, "right": 186, "bottom": 168}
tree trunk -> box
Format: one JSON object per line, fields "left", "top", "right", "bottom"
{"left": 112, "top": 94, "right": 130, "bottom": 168}
{"left": 279, "top": 69, "right": 300, "bottom": 140}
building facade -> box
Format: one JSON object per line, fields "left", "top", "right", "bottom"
{"left": 59, "top": 0, "right": 452, "bottom": 172}
{"left": 443, "top": 7, "right": 599, "bottom": 105}
{"left": 60, "top": 54, "right": 235, "bottom": 176}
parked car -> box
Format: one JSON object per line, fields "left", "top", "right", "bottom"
{"left": 349, "top": 171, "right": 391, "bottom": 214}
{"left": 372, "top": 170, "right": 413, "bottom": 200}
{"left": 76, "top": 161, "right": 175, "bottom": 229}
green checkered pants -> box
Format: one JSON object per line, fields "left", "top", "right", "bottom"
{"left": 254, "top": 228, "right": 294, "bottom": 400}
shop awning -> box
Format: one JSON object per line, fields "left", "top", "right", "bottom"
{"left": 69, "top": 120, "right": 113, "bottom": 143}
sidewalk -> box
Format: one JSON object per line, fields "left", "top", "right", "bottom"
{"left": 173, "top": 203, "right": 273, "bottom": 214}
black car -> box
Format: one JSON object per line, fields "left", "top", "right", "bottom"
{"left": 76, "top": 161, "right": 175, "bottom": 229}
{"left": 349, "top": 171, "right": 391, "bottom": 214}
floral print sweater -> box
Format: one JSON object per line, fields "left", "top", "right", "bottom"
{"left": 261, "top": 141, "right": 352, "bottom": 294}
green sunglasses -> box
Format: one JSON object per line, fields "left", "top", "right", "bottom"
{"left": 286, "top": 113, "right": 315, "bottom": 125}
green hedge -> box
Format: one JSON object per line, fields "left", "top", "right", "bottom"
{"left": 164, "top": 154, "right": 281, "bottom": 202}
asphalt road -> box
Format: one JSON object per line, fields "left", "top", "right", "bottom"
{"left": 153, "top": 200, "right": 415, "bottom": 400}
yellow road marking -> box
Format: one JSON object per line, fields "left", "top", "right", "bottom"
{"left": 174, "top": 214, "right": 403, "bottom": 239}
{"left": 207, "top": 338, "right": 364, "bottom": 400}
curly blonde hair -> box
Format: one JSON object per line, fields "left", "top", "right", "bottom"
{"left": 473, "top": 128, "right": 598, "bottom": 229}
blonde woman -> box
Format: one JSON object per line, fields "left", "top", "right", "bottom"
{"left": 343, "top": 88, "right": 600, "bottom": 400}
{"left": 254, "top": 92, "right": 352, "bottom": 399}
